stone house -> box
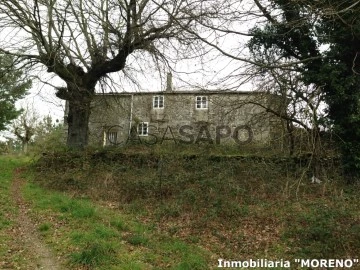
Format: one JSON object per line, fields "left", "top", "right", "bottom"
{"left": 88, "top": 83, "right": 285, "bottom": 147}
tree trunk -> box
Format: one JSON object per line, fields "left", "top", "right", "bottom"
{"left": 56, "top": 77, "right": 96, "bottom": 150}
{"left": 286, "top": 120, "right": 295, "bottom": 156}
{"left": 66, "top": 98, "right": 91, "bottom": 149}
{"left": 22, "top": 141, "right": 28, "bottom": 154}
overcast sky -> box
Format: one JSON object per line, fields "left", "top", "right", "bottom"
{"left": 1, "top": 0, "right": 260, "bottom": 141}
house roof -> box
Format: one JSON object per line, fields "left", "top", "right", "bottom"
{"left": 95, "top": 90, "right": 267, "bottom": 96}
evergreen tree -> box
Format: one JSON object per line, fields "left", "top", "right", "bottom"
{"left": 0, "top": 54, "right": 31, "bottom": 131}
{"left": 248, "top": 0, "right": 360, "bottom": 182}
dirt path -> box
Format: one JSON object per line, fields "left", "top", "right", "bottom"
{"left": 9, "top": 168, "right": 62, "bottom": 270}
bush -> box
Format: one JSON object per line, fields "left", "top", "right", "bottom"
{"left": 30, "top": 124, "right": 67, "bottom": 155}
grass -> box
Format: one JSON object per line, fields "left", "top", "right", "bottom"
{"left": 29, "top": 147, "right": 360, "bottom": 269}
{"left": 38, "top": 222, "right": 51, "bottom": 232}
{"left": 22, "top": 174, "right": 210, "bottom": 269}
{"left": 280, "top": 201, "right": 360, "bottom": 258}
{"left": 0, "top": 156, "right": 29, "bottom": 269}
{"left": 2, "top": 145, "right": 360, "bottom": 269}
{"left": 0, "top": 157, "right": 16, "bottom": 257}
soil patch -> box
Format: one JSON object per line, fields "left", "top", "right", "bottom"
{"left": 8, "top": 168, "right": 62, "bottom": 270}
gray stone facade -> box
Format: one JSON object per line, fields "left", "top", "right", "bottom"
{"left": 88, "top": 90, "right": 284, "bottom": 147}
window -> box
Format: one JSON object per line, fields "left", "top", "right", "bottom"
{"left": 104, "top": 131, "right": 117, "bottom": 145}
{"left": 107, "top": 131, "right": 118, "bottom": 144}
{"left": 196, "top": 96, "right": 208, "bottom": 109}
{"left": 153, "top": 95, "right": 164, "bottom": 109}
{"left": 138, "top": 122, "right": 149, "bottom": 136}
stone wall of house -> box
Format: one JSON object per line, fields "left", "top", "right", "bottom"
{"left": 89, "top": 95, "right": 131, "bottom": 145}
{"left": 88, "top": 92, "right": 280, "bottom": 147}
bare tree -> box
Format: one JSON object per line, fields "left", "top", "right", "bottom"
{"left": 0, "top": 0, "right": 218, "bottom": 149}
{"left": 12, "top": 105, "right": 38, "bottom": 154}
{"left": 184, "top": 0, "right": 360, "bottom": 181}
{"left": 251, "top": 67, "right": 326, "bottom": 154}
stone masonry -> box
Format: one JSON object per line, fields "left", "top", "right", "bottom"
{"left": 88, "top": 88, "right": 284, "bottom": 147}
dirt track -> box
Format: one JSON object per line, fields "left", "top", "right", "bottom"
{"left": 6, "top": 168, "right": 62, "bottom": 270}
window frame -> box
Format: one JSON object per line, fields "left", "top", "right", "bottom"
{"left": 195, "top": 96, "right": 208, "bottom": 109}
{"left": 103, "top": 129, "right": 118, "bottom": 146}
{"left": 107, "top": 131, "right": 118, "bottom": 144}
{"left": 153, "top": 95, "right": 164, "bottom": 109}
{"left": 137, "top": 122, "right": 149, "bottom": 136}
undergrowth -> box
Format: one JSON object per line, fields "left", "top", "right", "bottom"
{"left": 23, "top": 178, "right": 209, "bottom": 269}
{"left": 27, "top": 146, "right": 360, "bottom": 268}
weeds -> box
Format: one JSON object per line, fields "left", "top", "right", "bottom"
{"left": 38, "top": 222, "right": 51, "bottom": 232}
{"left": 282, "top": 203, "right": 360, "bottom": 258}
{"left": 109, "top": 217, "right": 128, "bottom": 231}
{"left": 22, "top": 171, "right": 211, "bottom": 269}
{"left": 24, "top": 147, "right": 360, "bottom": 268}
{"left": 125, "top": 233, "right": 149, "bottom": 246}
{"left": 70, "top": 241, "right": 116, "bottom": 267}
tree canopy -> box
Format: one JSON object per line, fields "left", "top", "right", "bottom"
{"left": 0, "top": 54, "right": 31, "bottom": 131}
{"left": 247, "top": 0, "right": 360, "bottom": 181}
{"left": 187, "top": 0, "right": 360, "bottom": 181}
{"left": 0, "top": 0, "right": 219, "bottom": 149}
